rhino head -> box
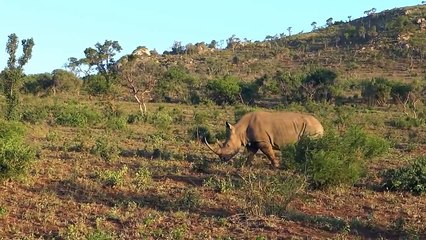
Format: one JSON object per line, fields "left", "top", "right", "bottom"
{"left": 204, "top": 121, "right": 242, "bottom": 162}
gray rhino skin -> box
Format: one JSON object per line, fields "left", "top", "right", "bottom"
{"left": 205, "top": 111, "right": 324, "bottom": 168}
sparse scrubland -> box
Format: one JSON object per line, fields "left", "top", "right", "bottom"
{"left": 1, "top": 4, "right": 426, "bottom": 239}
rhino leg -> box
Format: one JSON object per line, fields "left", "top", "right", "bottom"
{"left": 258, "top": 143, "right": 280, "bottom": 168}
{"left": 246, "top": 146, "right": 258, "bottom": 166}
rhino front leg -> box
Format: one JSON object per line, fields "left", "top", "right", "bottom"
{"left": 258, "top": 143, "right": 280, "bottom": 168}
{"left": 246, "top": 146, "right": 258, "bottom": 166}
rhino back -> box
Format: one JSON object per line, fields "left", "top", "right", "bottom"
{"left": 244, "top": 112, "right": 323, "bottom": 148}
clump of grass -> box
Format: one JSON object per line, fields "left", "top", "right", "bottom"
{"left": 90, "top": 137, "right": 119, "bottom": 162}
{"left": 240, "top": 173, "right": 306, "bottom": 217}
{"left": 381, "top": 156, "right": 426, "bottom": 194}
{"left": 203, "top": 175, "right": 241, "bottom": 193}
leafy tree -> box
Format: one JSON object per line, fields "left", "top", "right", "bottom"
{"left": 67, "top": 40, "right": 122, "bottom": 94}
{"left": 171, "top": 41, "right": 185, "bottom": 54}
{"left": 391, "top": 81, "right": 422, "bottom": 119}
{"left": 287, "top": 27, "right": 292, "bottom": 36}
{"left": 361, "top": 77, "right": 392, "bottom": 106}
{"left": 300, "top": 68, "right": 337, "bottom": 102}
{"left": 155, "top": 66, "right": 201, "bottom": 104}
{"left": 311, "top": 22, "right": 317, "bottom": 31}
{"left": 226, "top": 34, "right": 240, "bottom": 52}
{"left": 326, "top": 18, "right": 333, "bottom": 27}
{"left": 1, "top": 33, "right": 34, "bottom": 120}
{"left": 22, "top": 73, "right": 52, "bottom": 95}
{"left": 208, "top": 40, "right": 217, "bottom": 49}
{"left": 276, "top": 71, "right": 304, "bottom": 103}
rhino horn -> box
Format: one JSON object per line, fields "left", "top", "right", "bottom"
{"left": 204, "top": 137, "right": 219, "bottom": 155}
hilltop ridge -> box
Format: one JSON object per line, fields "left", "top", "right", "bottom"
{"left": 124, "top": 4, "right": 426, "bottom": 83}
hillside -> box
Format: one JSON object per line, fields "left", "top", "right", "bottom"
{"left": 128, "top": 4, "right": 426, "bottom": 83}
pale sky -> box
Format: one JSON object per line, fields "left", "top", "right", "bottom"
{"left": 0, "top": 0, "right": 422, "bottom": 74}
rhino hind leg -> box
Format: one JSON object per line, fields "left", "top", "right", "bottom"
{"left": 258, "top": 143, "right": 280, "bottom": 168}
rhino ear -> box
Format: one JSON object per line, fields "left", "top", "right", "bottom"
{"left": 226, "top": 121, "right": 233, "bottom": 130}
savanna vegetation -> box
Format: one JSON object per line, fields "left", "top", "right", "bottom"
{"left": 0, "top": 4, "right": 425, "bottom": 239}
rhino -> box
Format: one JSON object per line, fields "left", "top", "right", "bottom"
{"left": 204, "top": 111, "right": 324, "bottom": 168}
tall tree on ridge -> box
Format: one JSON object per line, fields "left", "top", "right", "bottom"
{"left": 1, "top": 33, "right": 34, "bottom": 120}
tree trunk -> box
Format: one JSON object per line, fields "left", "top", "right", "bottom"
{"left": 134, "top": 94, "right": 145, "bottom": 115}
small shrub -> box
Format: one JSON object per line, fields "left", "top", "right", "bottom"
{"left": 361, "top": 77, "right": 392, "bottom": 106}
{"left": 90, "top": 137, "right": 119, "bottom": 162}
{"left": 381, "top": 156, "right": 426, "bottom": 194}
{"left": 189, "top": 125, "right": 216, "bottom": 143}
{"left": 64, "top": 136, "right": 86, "bottom": 152}
{"left": 177, "top": 188, "right": 201, "bottom": 210}
{"left": 282, "top": 126, "right": 389, "bottom": 189}
{"left": 133, "top": 166, "right": 152, "bottom": 189}
{"left": 97, "top": 166, "right": 128, "bottom": 187}
{"left": 106, "top": 116, "right": 127, "bottom": 130}
{"left": 0, "top": 206, "right": 7, "bottom": 217}
{"left": 146, "top": 109, "right": 173, "bottom": 130}
{"left": 0, "top": 120, "right": 36, "bottom": 181}
{"left": 190, "top": 158, "right": 212, "bottom": 173}
{"left": 127, "top": 113, "right": 141, "bottom": 124}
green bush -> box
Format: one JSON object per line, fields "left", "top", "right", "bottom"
{"left": 381, "top": 157, "right": 426, "bottom": 194}
{"left": 0, "top": 120, "right": 36, "bottom": 181}
{"left": 389, "top": 116, "right": 424, "bottom": 129}
{"left": 21, "top": 106, "right": 49, "bottom": 124}
{"left": 206, "top": 75, "right": 241, "bottom": 105}
{"left": 301, "top": 68, "right": 337, "bottom": 102}
{"left": 282, "top": 126, "right": 389, "bottom": 189}
{"left": 83, "top": 74, "right": 111, "bottom": 96}
{"left": 52, "top": 102, "right": 101, "bottom": 127}
{"left": 145, "top": 109, "right": 173, "bottom": 130}
{"left": 97, "top": 166, "right": 128, "bottom": 187}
